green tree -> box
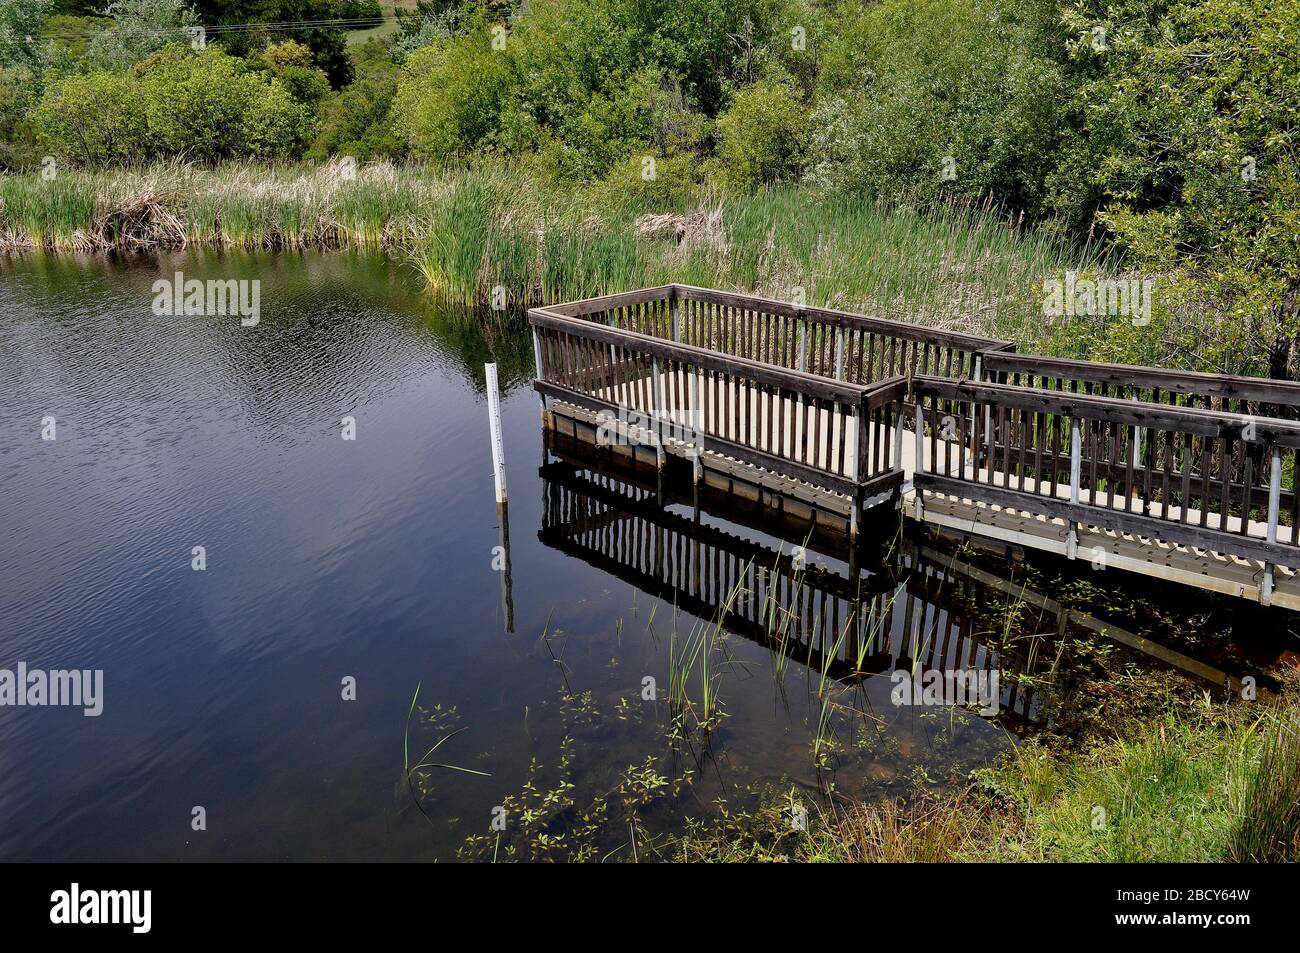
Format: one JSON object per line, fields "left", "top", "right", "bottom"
{"left": 0, "top": 0, "right": 56, "bottom": 71}
{"left": 87, "top": 0, "right": 199, "bottom": 71}
{"left": 31, "top": 69, "right": 149, "bottom": 165}
{"left": 1050, "top": 0, "right": 1300, "bottom": 376}
{"left": 714, "top": 75, "right": 806, "bottom": 191}
{"left": 137, "top": 46, "right": 314, "bottom": 160}
{"left": 391, "top": 27, "right": 512, "bottom": 160}
{"left": 809, "top": 0, "right": 1066, "bottom": 211}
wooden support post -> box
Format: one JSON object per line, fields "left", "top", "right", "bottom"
{"left": 1067, "top": 418, "right": 1081, "bottom": 559}
{"left": 914, "top": 398, "right": 926, "bottom": 522}
{"left": 651, "top": 356, "right": 666, "bottom": 471}
{"left": 798, "top": 324, "right": 808, "bottom": 374}
{"left": 485, "top": 362, "right": 508, "bottom": 504}
{"left": 834, "top": 327, "right": 845, "bottom": 381}
{"left": 1263, "top": 444, "right": 1281, "bottom": 606}
{"left": 849, "top": 406, "right": 861, "bottom": 539}
{"left": 689, "top": 365, "right": 703, "bottom": 486}
{"left": 531, "top": 327, "right": 548, "bottom": 422}
{"left": 670, "top": 295, "right": 681, "bottom": 343}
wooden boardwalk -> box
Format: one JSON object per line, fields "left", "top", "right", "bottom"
{"left": 529, "top": 285, "right": 1300, "bottom": 610}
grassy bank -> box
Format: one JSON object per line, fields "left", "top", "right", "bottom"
{"left": 0, "top": 161, "right": 1107, "bottom": 349}
{"left": 667, "top": 681, "right": 1300, "bottom": 862}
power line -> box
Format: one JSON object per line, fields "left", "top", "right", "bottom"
{"left": 40, "top": 15, "right": 417, "bottom": 41}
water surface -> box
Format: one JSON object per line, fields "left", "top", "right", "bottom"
{"left": 0, "top": 250, "right": 1279, "bottom": 860}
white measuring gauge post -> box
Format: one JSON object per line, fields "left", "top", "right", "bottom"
{"left": 485, "top": 362, "right": 508, "bottom": 504}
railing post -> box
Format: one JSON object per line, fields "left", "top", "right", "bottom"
{"left": 670, "top": 295, "right": 681, "bottom": 343}
{"left": 689, "top": 365, "right": 703, "bottom": 486}
{"left": 914, "top": 396, "right": 926, "bottom": 522}
{"left": 798, "top": 324, "right": 808, "bottom": 374}
{"left": 531, "top": 326, "right": 548, "bottom": 422}
{"left": 1131, "top": 427, "right": 1143, "bottom": 503}
{"left": 1263, "top": 444, "right": 1281, "bottom": 606}
{"left": 849, "top": 405, "right": 861, "bottom": 538}
{"left": 651, "top": 356, "right": 666, "bottom": 471}
{"left": 834, "top": 327, "right": 845, "bottom": 381}
{"left": 1067, "top": 418, "right": 1081, "bottom": 559}
{"left": 892, "top": 396, "right": 903, "bottom": 471}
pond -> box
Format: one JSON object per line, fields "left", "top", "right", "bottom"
{"left": 0, "top": 249, "right": 1282, "bottom": 861}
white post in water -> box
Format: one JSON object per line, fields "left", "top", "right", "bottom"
{"left": 485, "top": 362, "right": 507, "bottom": 504}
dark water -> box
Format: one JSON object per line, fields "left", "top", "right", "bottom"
{"left": 0, "top": 250, "right": 1278, "bottom": 861}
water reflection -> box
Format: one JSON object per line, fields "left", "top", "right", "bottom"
{"left": 539, "top": 428, "right": 1256, "bottom": 737}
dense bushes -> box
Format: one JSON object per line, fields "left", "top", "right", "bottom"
{"left": 809, "top": 0, "right": 1066, "bottom": 212}
{"left": 713, "top": 76, "right": 807, "bottom": 191}
{"left": 390, "top": 0, "right": 781, "bottom": 179}
{"left": 33, "top": 46, "right": 315, "bottom": 164}
{"left": 391, "top": 26, "right": 512, "bottom": 161}
{"left": 1052, "top": 0, "right": 1300, "bottom": 374}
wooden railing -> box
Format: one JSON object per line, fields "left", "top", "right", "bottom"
{"left": 544, "top": 284, "right": 1014, "bottom": 387}
{"left": 529, "top": 308, "right": 906, "bottom": 500}
{"left": 981, "top": 352, "right": 1300, "bottom": 420}
{"left": 912, "top": 377, "right": 1300, "bottom": 571}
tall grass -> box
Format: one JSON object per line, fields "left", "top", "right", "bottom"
{"left": 0, "top": 160, "right": 1105, "bottom": 346}
{"left": 1229, "top": 706, "right": 1300, "bottom": 862}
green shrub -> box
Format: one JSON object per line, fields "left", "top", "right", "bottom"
{"left": 713, "top": 76, "right": 806, "bottom": 192}
{"left": 391, "top": 29, "right": 512, "bottom": 160}
{"left": 1049, "top": 0, "right": 1300, "bottom": 378}
{"left": 308, "top": 41, "right": 402, "bottom": 161}
{"left": 136, "top": 46, "right": 315, "bottom": 161}
{"left": 34, "top": 45, "right": 314, "bottom": 164}
{"left": 810, "top": 0, "right": 1065, "bottom": 211}
{"left": 31, "top": 69, "right": 150, "bottom": 166}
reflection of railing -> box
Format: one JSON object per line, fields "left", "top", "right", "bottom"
{"left": 538, "top": 462, "right": 1045, "bottom": 723}
{"left": 913, "top": 377, "right": 1300, "bottom": 578}
{"left": 539, "top": 453, "right": 1259, "bottom": 724}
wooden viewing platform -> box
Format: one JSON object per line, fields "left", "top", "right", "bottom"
{"left": 528, "top": 285, "right": 1300, "bottom": 611}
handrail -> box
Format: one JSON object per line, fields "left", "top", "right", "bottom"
{"left": 529, "top": 306, "right": 908, "bottom": 500}
{"left": 540, "top": 285, "right": 678, "bottom": 318}
{"left": 916, "top": 376, "right": 1300, "bottom": 448}
{"left": 982, "top": 351, "right": 1300, "bottom": 409}
{"left": 673, "top": 284, "right": 1015, "bottom": 353}
{"left": 528, "top": 307, "right": 873, "bottom": 403}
